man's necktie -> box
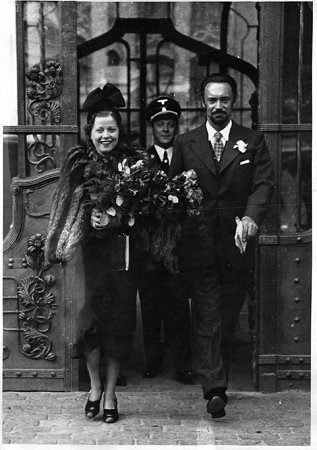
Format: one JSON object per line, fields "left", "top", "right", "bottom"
{"left": 213, "top": 132, "right": 224, "bottom": 162}
{"left": 161, "top": 150, "right": 169, "bottom": 174}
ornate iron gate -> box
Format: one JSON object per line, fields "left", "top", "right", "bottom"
{"left": 3, "top": 2, "right": 79, "bottom": 390}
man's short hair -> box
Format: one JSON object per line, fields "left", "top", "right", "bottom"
{"left": 200, "top": 73, "right": 238, "bottom": 103}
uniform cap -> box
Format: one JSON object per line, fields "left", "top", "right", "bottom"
{"left": 145, "top": 96, "right": 181, "bottom": 123}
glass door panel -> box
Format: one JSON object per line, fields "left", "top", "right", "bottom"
{"left": 280, "top": 132, "right": 312, "bottom": 233}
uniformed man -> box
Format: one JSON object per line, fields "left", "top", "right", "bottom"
{"left": 138, "top": 95, "right": 195, "bottom": 384}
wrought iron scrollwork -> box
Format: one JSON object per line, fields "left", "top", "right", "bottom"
{"left": 17, "top": 233, "right": 57, "bottom": 361}
{"left": 26, "top": 60, "right": 63, "bottom": 173}
{"left": 27, "top": 135, "right": 58, "bottom": 173}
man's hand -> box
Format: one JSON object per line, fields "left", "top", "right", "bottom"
{"left": 241, "top": 216, "right": 258, "bottom": 242}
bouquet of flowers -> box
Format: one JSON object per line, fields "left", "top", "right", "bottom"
{"left": 140, "top": 168, "right": 203, "bottom": 217}
{"left": 83, "top": 148, "right": 203, "bottom": 272}
{"left": 137, "top": 168, "right": 203, "bottom": 272}
{"left": 83, "top": 148, "right": 152, "bottom": 227}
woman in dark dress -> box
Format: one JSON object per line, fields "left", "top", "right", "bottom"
{"left": 45, "top": 83, "right": 146, "bottom": 423}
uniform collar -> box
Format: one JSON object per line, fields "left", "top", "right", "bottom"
{"left": 154, "top": 144, "right": 173, "bottom": 162}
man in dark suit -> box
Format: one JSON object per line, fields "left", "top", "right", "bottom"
{"left": 138, "top": 95, "right": 195, "bottom": 384}
{"left": 169, "top": 73, "right": 274, "bottom": 418}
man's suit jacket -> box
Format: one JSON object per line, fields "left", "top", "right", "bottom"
{"left": 169, "top": 121, "right": 275, "bottom": 269}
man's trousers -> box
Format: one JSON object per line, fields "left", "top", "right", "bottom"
{"left": 185, "top": 240, "right": 250, "bottom": 397}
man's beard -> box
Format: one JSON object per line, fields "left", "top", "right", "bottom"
{"left": 210, "top": 110, "right": 228, "bottom": 127}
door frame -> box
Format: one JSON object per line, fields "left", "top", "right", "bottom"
{"left": 256, "top": 2, "right": 312, "bottom": 392}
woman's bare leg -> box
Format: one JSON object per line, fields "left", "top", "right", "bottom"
{"left": 85, "top": 347, "right": 103, "bottom": 417}
{"left": 104, "top": 355, "right": 120, "bottom": 410}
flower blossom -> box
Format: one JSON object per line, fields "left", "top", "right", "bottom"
{"left": 116, "top": 195, "right": 124, "bottom": 206}
{"left": 106, "top": 206, "right": 116, "bottom": 216}
{"left": 234, "top": 140, "right": 248, "bottom": 153}
{"left": 168, "top": 195, "right": 179, "bottom": 204}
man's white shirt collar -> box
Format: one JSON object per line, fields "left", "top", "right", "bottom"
{"left": 154, "top": 145, "right": 173, "bottom": 163}
{"left": 206, "top": 120, "right": 232, "bottom": 144}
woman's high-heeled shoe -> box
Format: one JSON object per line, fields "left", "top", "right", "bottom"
{"left": 103, "top": 405, "right": 119, "bottom": 423}
{"left": 85, "top": 390, "right": 103, "bottom": 418}
{"left": 103, "top": 397, "right": 119, "bottom": 423}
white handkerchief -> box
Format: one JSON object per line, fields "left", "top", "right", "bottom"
{"left": 235, "top": 217, "right": 247, "bottom": 254}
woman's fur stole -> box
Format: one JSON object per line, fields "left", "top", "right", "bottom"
{"left": 44, "top": 146, "right": 91, "bottom": 263}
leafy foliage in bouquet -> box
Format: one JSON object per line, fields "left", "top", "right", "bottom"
{"left": 140, "top": 168, "right": 203, "bottom": 217}
{"left": 82, "top": 148, "right": 151, "bottom": 226}
{"left": 138, "top": 169, "right": 203, "bottom": 273}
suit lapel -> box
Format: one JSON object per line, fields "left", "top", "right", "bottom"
{"left": 190, "top": 125, "right": 217, "bottom": 175}
{"left": 219, "top": 122, "right": 246, "bottom": 173}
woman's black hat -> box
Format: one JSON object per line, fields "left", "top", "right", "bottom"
{"left": 82, "top": 83, "right": 126, "bottom": 114}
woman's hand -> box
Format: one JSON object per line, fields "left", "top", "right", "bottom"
{"left": 91, "top": 208, "right": 121, "bottom": 229}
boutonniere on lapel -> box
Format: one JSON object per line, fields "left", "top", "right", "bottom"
{"left": 234, "top": 140, "right": 248, "bottom": 153}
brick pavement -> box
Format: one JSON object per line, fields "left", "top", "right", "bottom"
{"left": 2, "top": 371, "right": 312, "bottom": 446}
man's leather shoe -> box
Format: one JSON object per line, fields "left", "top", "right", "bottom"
{"left": 206, "top": 390, "right": 228, "bottom": 419}
{"left": 143, "top": 353, "right": 162, "bottom": 378}
{"left": 176, "top": 369, "right": 196, "bottom": 384}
